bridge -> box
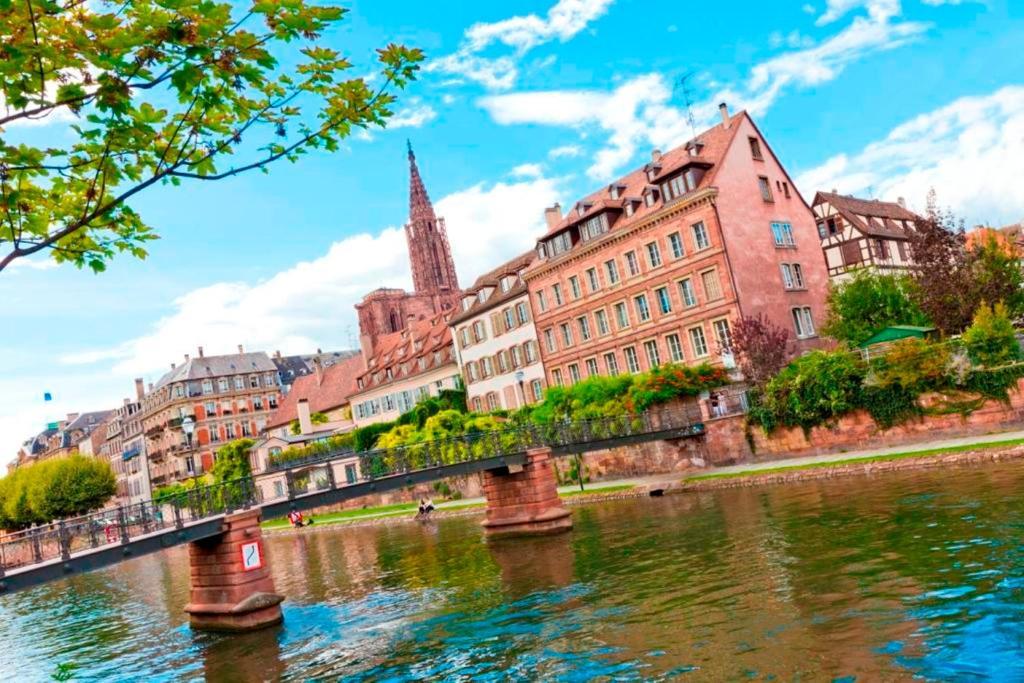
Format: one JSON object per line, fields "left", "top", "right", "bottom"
{"left": 0, "top": 407, "right": 704, "bottom": 630}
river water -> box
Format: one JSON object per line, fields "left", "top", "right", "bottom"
{"left": 3, "top": 461, "right": 1024, "bottom": 681}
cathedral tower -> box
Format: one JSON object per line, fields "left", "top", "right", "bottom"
{"left": 405, "top": 141, "right": 460, "bottom": 297}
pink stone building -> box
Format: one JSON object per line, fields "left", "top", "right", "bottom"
{"left": 525, "top": 104, "right": 828, "bottom": 385}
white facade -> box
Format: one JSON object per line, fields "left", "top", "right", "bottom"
{"left": 454, "top": 291, "right": 546, "bottom": 411}
{"left": 350, "top": 363, "right": 463, "bottom": 427}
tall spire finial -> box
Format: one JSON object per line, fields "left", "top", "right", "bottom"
{"left": 407, "top": 138, "right": 414, "bottom": 160}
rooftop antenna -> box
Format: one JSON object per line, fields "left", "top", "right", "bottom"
{"left": 676, "top": 71, "right": 700, "bottom": 142}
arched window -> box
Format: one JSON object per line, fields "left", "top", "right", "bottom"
{"left": 389, "top": 310, "right": 401, "bottom": 333}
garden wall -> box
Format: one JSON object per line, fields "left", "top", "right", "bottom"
{"left": 703, "top": 379, "right": 1024, "bottom": 465}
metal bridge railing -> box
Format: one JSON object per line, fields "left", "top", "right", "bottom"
{"left": 0, "top": 406, "right": 703, "bottom": 575}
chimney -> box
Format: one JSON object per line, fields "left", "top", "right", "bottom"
{"left": 184, "top": 353, "right": 189, "bottom": 363}
{"left": 274, "top": 350, "right": 282, "bottom": 360}
{"left": 652, "top": 149, "right": 662, "bottom": 163}
{"left": 171, "top": 362, "right": 176, "bottom": 370}
{"left": 148, "top": 382, "right": 154, "bottom": 393}
{"left": 718, "top": 102, "right": 730, "bottom": 128}
{"left": 197, "top": 346, "right": 204, "bottom": 358}
{"left": 135, "top": 378, "right": 145, "bottom": 401}
{"left": 316, "top": 347, "right": 322, "bottom": 354}
{"left": 313, "top": 357, "right": 324, "bottom": 386}
{"left": 237, "top": 344, "right": 244, "bottom": 354}
{"left": 544, "top": 203, "right": 562, "bottom": 230}
{"left": 897, "top": 197, "right": 906, "bottom": 209}
{"left": 297, "top": 398, "right": 313, "bottom": 435}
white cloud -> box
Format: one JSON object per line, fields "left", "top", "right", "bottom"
{"left": 59, "top": 174, "right": 563, "bottom": 377}
{"left": 479, "top": 0, "right": 932, "bottom": 179}
{"left": 816, "top": 0, "right": 901, "bottom": 26}
{"left": 428, "top": 0, "right": 615, "bottom": 90}
{"left": 511, "top": 163, "right": 544, "bottom": 178}
{"left": 795, "top": 86, "right": 1024, "bottom": 225}
{"left": 549, "top": 144, "right": 583, "bottom": 159}
{"left": 7, "top": 258, "right": 59, "bottom": 272}
{"left": 388, "top": 101, "right": 438, "bottom": 128}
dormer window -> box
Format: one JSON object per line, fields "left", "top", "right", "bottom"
{"left": 500, "top": 275, "right": 513, "bottom": 293}
{"left": 579, "top": 212, "right": 610, "bottom": 242}
{"left": 687, "top": 140, "right": 705, "bottom": 157}
{"left": 643, "top": 187, "right": 659, "bottom": 207}
{"left": 645, "top": 163, "right": 662, "bottom": 182}
{"left": 625, "top": 202, "right": 635, "bottom": 217}
{"left": 575, "top": 201, "right": 593, "bottom": 217}
{"left": 477, "top": 290, "right": 487, "bottom": 303}
{"left": 609, "top": 183, "right": 626, "bottom": 200}
{"left": 461, "top": 298, "right": 472, "bottom": 311}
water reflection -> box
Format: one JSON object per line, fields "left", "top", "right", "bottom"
{"left": 4, "top": 463, "right": 1024, "bottom": 678}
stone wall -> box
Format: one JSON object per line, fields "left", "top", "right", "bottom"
{"left": 703, "top": 380, "right": 1024, "bottom": 465}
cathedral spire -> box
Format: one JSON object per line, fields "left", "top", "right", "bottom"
{"left": 407, "top": 140, "right": 435, "bottom": 223}
{"left": 404, "top": 142, "right": 460, "bottom": 297}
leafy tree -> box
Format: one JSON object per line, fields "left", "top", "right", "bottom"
{"left": 730, "top": 313, "right": 793, "bottom": 386}
{"left": 969, "top": 235, "right": 1024, "bottom": 319}
{"left": 289, "top": 411, "right": 328, "bottom": 434}
{"left": 823, "top": 270, "right": 930, "bottom": 346}
{"left": 210, "top": 438, "right": 254, "bottom": 483}
{"left": 0, "top": 456, "right": 115, "bottom": 529}
{"left": 0, "top": 0, "right": 423, "bottom": 273}
{"left": 962, "top": 302, "right": 1022, "bottom": 368}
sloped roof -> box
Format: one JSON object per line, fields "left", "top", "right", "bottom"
{"left": 153, "top": 351, "right": 277, "bottom": 390}
{"left": 265, "top": 354, "right": 364, "bottom": 429}
{"left": 814, "top": 191, "right": 921, "bottom": 239}
{"left": 448, "top": 251, "right": 535, "bottom": 326}
{"left": 537, "top": 112, "right": 744, "bottom": 242}
{"left": 354, "top": 312, "right": 456, "bottom": 394}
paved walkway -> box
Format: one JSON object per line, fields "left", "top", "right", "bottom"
{"left": 695, "top": 427, "right": 1024, "bottom": 477}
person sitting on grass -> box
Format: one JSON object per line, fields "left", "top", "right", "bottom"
{"left": 416, "top": 498, "right": 435, "bottom": 519}
{"left": 288, "top": 510, "right": 314, "bottom": 528}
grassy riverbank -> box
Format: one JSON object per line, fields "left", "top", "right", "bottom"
{"left": 262, "top": 483, "right": 636, "bottom": 530}
{"left": 684, "top": 436, "right": 1024, "bottom": 484}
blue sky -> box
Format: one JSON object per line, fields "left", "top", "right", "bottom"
{"left": 3, "top": 0, "right": 1023, "bottom": 461}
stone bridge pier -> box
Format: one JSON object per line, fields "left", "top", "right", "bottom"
{"left": 185, "top": 509, "right": 284, "bottom": 632}
{"left": 481, "top": 447, "right": 573, "bottom": 537}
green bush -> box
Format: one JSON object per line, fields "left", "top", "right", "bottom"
{"left": 626, "top": 363, "right": 730, "bottom": 412}
{"left": 962, "top": 302, "right": 1021, "bottom": 368}
{"left": 269, "top": 433, "right": 354, "bottom": 468}
{"left": 352, "top": 420, "right": 397, "bottom": 452}
{"left": 289, "top": 411, "right": 328, "bottom": 435}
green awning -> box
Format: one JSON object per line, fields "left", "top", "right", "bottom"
{"left": 859, "top": 325, "right": 937, "bottom": 348}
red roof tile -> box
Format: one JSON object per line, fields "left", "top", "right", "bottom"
{"left": 813, "top": 191, "right": 922, "bottom": 239}
{"left": 353, "top": 312, "right": 457, "bottom": 393}
{"left": 265, "top": 354, "right": 363, "bottom": 429}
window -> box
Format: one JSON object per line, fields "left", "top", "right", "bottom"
{"left": 487, "top": 392, "right": 499, "bottom": 410}
{"left": 264, "top": 374, "right": 276, "bottom": 387}
{"left": 655, "top": 286, "right": 672, "bottom": 314}
{"left": 585, "top": 358, "right": 599, "bottom": 377}
{"left": 678, "top": 278, "right": 698, "bottom": 307}
{"left": 771, "top": 222, "right": 795, "bottom": 247}
{"left": 634, "top": 294, "right": 651, "bottom": 322}
{"left": 614, "top": 301, "right": 630, "bottom": 329}
{"left": 585, "top": 267, "right": 600, "bottom": 292}
{"left": 666, "top": 333, "right": 684, "bottom": 362}
{"left": 689, "top": 326, "right": 709, "bottom": 357}
{"left": 624, "top": 346, "right": 641, "bottom": 373}
{"left": 701, "top": 269, "right": 723, "bottom": 301}
{"left": 842, "top": 240, "right": 862, "bottom": 266}
{"left": 713, "top": 319, "right": 732, "bottom": 351}
{"left": 643, "top": 340, "right": 661, "bottom": 368}
{"left": 668, "top": 232, "right": 685, "bottom": 259}
{"left": 516, "top": 302, "right": 529, "bottom": 324}
{"left": 467, "top": 361, "right": 479, "bottom": 382}
{"left": 174, "top": 384, "right": 184, "bottom": 398}
{"left": 204, "top": 400, "right": 216, "bottom": 414}
{"left": 544, "top": 328, "right": 556, "bottom": 353}
{"left": 758, "top": 176, "right": 774, "bottom": 202}
{"left": 217, "top": 378, "right": 229, "bottom": 392}
{"left": 460, "top": 328, "right": 471, "bottom": 348}
{"left": 536, "top": 291, "right": 547, "bottom": 313}
{"left": 625, "top": 250, "right": 640, "bottom": 276}
{"left": 233, "top": 376, "right": 244, "bottom": 390}
{"left": 625, "top": 202, "right": 635, "bottom": 217}
{"left": 482, "top": 357, "right": 494, "bottom": 377}
{"left": 541, "top": 231, "right": 573, "bottom": 259}
{"left": 525, "top": 340, "right": 538, "bottom": 363}
{"left": 595, "top": 309, "right": 610, "bottom": 335}
{"left": 345, "top": 463, "right": 357, "bottom": 484}
{"left": 268, "top": 394, "right": 278, "bottom": 409}
{"left": 186, "top": 456, "right": 196, "bottom": 475}
{"left": 646, "top": 241, "right": 662, "bottom": 268}
{"left": 552, "top": 283, "right": 564, "bottom": 306}
{"left": 577, "top": 316, "right": 592, "bottom": 341}
{"left": 580, "top": 212, "right": 610, "bottom": 241}
{"left": 497, "top": 351, "right": 509, "bottom": 373}
{"left": 781, "top": 263, "right": 794, "bottom": 289}
{"left": 644, "top": 192, "right": 656, "bottom": 207}
{"left": 749, "top": 136, "right": 763, "bottom": 160}
{"left": 225, "top": 423, "right": 236, "bottom": 439}
{"left": 209, "top": 426, "right": 220, "bottom": 443}
{"left": 249, "top": 375, "right": 259, "bottom": 388}
{"left": 874, "top": 239, "right": 889, "bottom": 259}
{"left": 692, "top": 222, "right": 710, "bottom": 250}
{"left": 793, "top": 307, "right": 816, "bottom": 338}
{"left": 473, "top": 320, "right": 487, "bottom": 342}
{"left": 500, "top": 276, "right": 512, "bottom": 293}
{"left": 560, "top": 322, "right": 573, "bottom": 347}
{"left": 504, "top": 308, "right": 515, "bottom": 331}
{"left": 659, "top": 173, "right": 691, "bottom": 202}
{"left": 552, "top": 368, "right": 564, "bottom": 387}
{"left": 472, "top": 397, "right": 483, "bottom": 412}
{"left": 568, "top": 363, "right": 581, "bottom": 384}
{"left": 782, "top": 181, "right": 791, "bottom": 199}
{"left": 569, "top": 275, "right": 582, "bottom": 300}
{"left": 604, "top": 352, "right": 620, "bottom": 375}
{"left": 604, "top": 259, "right": 620, "bottom": 284}
{"left": 531, "top": 379, "right": 544, "bottom": 402}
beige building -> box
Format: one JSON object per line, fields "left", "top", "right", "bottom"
{"left": 449, "top": 252, "right": 546, "bottom": 411}
{"left": 349, "top": 313, "right": 463, "bottom": 427}
{"left": 813, "top": 191, "right": 922, "bottom": 280}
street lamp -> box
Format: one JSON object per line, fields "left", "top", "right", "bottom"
{"left": 515, "top": 370, "right": 526, "bottom": 407}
